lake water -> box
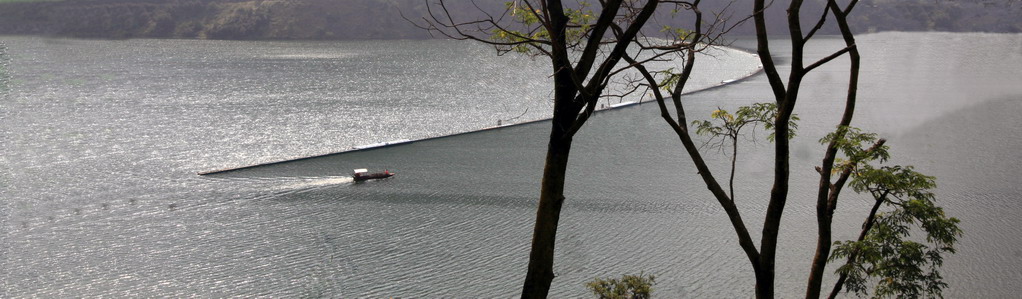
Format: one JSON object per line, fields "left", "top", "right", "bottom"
{"left": 2, "top": 32, "right": 1021, "bottom": 297}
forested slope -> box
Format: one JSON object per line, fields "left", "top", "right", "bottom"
{"left": 0, "top": 0, "right": 1018, "bottom": 40}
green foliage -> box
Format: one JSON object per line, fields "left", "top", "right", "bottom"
{"left": 691, "top": 102, "right": 799, "bottom": 200}
{"left": 831, "top": 202, "right": 961, "bottom": 298}
{"left": 659, "top": 25, "right": 693, "bottom": 41}
{"left": 654, "top": 68, "right": 680, "bottom": 92}
{"left": 586, "top": 273, "right": 656, "bottom": 299}
{"left": 491, "top": 1, "right": 596, "bottom": 54}
{"left": 820, "top": 126, "right": 890, "bottom": 171}
{"left": 827, "top": 127, "right": 962, "bottom": 299}
{"left": 849, "top": 165, "right": 934, "bottom": 198}
{"left": 692, "top": 102, "right": 799, "bottom": 145}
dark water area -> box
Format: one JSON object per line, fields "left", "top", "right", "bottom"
{"left": 3, "top": 32, "right": 1022, "bottom": 297}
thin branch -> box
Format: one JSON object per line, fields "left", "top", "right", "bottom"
{"left": 574, "top": 0, "right": 627, "bottom": 79}
{"left": 626, "top": 52, "right": 762, "bottom": 269}
{"left": 753, "top": 0, "right": 787, "bottom": 102}
{"left": 563, "top": 0, "right": 660, "bottom": 138}
{"left": 804, "top": 5, "right": 830, "bottom": 42}
{"left": 804, "top": 44, "right": 855, "bottom": 74}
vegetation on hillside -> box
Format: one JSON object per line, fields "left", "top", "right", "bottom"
{"left": 0, "top": 0, "right": 1018, "bottom": 40}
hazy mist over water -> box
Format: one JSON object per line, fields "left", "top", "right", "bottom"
{"left": 2, "top": 32, "right": 1021, "bottom": 297}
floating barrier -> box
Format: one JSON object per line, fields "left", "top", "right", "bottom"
{"left": 199, "top": 53, "right": 764, "bottom": 176}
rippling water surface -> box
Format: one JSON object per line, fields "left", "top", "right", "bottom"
{"left": 2, "top": 32, "right": 1021, "bottom": 297}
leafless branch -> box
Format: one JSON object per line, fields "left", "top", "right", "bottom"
{"left": 805, "top": 44, "right": 855, "bottom": 73}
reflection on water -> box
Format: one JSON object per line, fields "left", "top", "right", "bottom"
{"left": 2, "top": 32, "right": 1022, "bottom": 297}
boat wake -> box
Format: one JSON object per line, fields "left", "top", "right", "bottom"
{"left": 274, "top": 176, "right": 354, "bottom": 190}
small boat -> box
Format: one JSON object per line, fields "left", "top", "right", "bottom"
{"left": 352, "top": 168, "right": 395, "bottom": 182}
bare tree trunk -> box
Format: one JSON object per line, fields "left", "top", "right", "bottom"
{"left": 755, "top": 0, "right": 812, "bottom": 295}
{"left": 520, "top": 60, "right": 583, "bottom": 299}
{"left": 758, "top": 113, "right": 793, "bottom": 299}
{"left": 751, "top": 0, "right": 779, "bottom": 295}
{"left": 416, "top": 1, "right": 663, "bottom": 298}
{"left": 805, "top": 1, "right": 861, "bottom": 297}
{"left": 520, "top": 1, "right": 575, "bottom": 296}
{"left": 730, "top": 138, "right": 738, "bottom": 201}
{"left": 521, "top": 128, "right": 573, "bottom": 298}
{"left": 521, "top": 79, "right": 583, "bottom": 297}
{"left": 520, "top": 1, "right": 659, "bottom": 296}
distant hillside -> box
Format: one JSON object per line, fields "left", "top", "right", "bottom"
{"left": 0, "top": 0, "right": 1018, "bottom": 40}
{"left": 0, "top": 0, "right": 445, "bottom": 39}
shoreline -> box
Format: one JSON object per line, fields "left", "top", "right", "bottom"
{"left": 198, "top": 46, "right": 764, "bottom": 175}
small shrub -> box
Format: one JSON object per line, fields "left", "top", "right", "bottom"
{"left": 586, "top": 273, "right": 656, "bottom": 299}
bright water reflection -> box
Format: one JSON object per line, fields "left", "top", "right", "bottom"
{"left": 2, "top": 32, "right": 1022, "bottom": 297}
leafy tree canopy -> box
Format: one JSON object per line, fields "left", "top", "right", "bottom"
{"left": 826, "top": 127, "right": 962, "bottom": 299}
